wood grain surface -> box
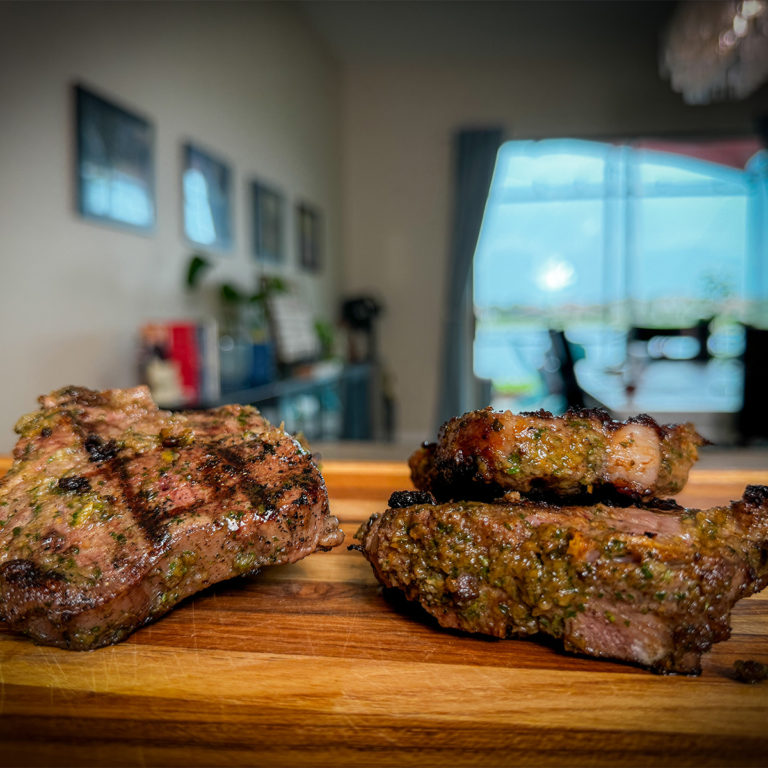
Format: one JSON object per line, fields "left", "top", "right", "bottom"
{"left": 1, "top": 456, "right": 767, "bottom": 767}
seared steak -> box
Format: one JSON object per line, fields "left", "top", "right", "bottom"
{"left": 0, "top": 386, "right": 343, "bottom": 649}
{"left": 411, "top": 407, "right": 704, "bottom": 500}
{"left": 356, "top": 487, "right": 768, "bottom": 674}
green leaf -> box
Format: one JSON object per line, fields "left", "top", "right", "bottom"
{"left": 186, "top": 254, "right": 211, "bottom": 289}
{"left": 265, "top": 276, "right": 287, "bottom": 294}
{"left": 249, "top": 276, "right": 288, "bottom": 305}
{"left": 220, "top": 283, "right": 243, "bottom": 304}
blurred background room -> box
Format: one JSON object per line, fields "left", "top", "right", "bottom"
{"left": 0, "top": 0, "right": 766, "bottom": 465}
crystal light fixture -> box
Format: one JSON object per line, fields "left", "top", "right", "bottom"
{"left": 660, "top": 0, "right": 768, "bottom": 104}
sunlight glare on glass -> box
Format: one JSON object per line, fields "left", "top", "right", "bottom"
{"left": 82, "top": 165, "right": 152, "bottom": 227}
{"left": 536, "top": 259, "right": 575, "bottom": 292}
{"left": 184, "top": 168, "right": 216, "bottom": 245}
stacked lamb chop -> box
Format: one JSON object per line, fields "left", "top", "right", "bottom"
{"left": 357, "top": 407, "right": 768, "bottom": 674}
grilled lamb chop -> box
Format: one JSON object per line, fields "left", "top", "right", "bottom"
{"left": 356, "top": 487, "right": 768, "bottom": 674}
{"left": 411, "top": 407, "right": 704, "bottom": 500}
{"left": 0, "top": 386, "right": 343, "bottom": 649}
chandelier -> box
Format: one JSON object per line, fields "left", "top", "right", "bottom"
{"left": 661, "top": 0, "right": 768, "bottom": 104}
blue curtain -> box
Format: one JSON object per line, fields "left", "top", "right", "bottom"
{"left": 436, "top": 127, "right": 504, "bottom": 431}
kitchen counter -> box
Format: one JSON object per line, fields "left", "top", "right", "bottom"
{"left": 1, "top": 458, "right": 767, "bottom": 767}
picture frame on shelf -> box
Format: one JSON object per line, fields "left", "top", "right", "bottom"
{"left": 182, "top": 142, "right": 233, "bottom": 252}
{"left": 251, "top": 180, "right": 284, "bottom": 264}
{"left": 267, "top": 291, "right": 321, "bottom": 365}
{"left": 296, "top": 202, "right": 322, "bottom": 272}
{"left": 74, "top": 83, "right": 155, "bottom": 231}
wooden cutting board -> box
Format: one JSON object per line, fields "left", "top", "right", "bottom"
{"left": 1, "top": 457, "right": 767, "bottom": 767}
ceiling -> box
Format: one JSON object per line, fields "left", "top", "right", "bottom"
{"left": 297, "top": 0, "right": 679, "bottom": 65}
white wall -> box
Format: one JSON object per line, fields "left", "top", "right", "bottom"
{"left": 0, "top": 1, "right": 341, "bottom": 451}
{"left": 341, "top": 48, "right": 764, "bottom": 446}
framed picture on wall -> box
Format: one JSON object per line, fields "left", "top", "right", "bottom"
{"left": 75, "top": 83, "right": 155, "bottom": 231}
{"left": 296, "top": 202, "right": 322, "bottom": 272}
{"left": 251, "top": 180, "right": 284, "bottom": 264}
{"left": 182, "top": 142, "right": 233, "bottom": 252}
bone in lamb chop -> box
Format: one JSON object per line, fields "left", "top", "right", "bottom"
{"left": 357, "top": 487, "right": 768, "bottom": 674}
{"left": 0, "top": 386, "right": 344, "bottom": 650}
{"left": 410, "top": 407, "right": 705, "bottom": 501}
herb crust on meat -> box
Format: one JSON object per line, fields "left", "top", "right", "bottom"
{"left": 357, "top": 487, "right": 768, "bottom": 674}
{"left": 411, "top": 407, "right": 704, "bottom": 500}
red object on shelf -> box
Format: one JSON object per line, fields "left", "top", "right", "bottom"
{"left": 168, "top": 322, "right": 201, "bottom": 405}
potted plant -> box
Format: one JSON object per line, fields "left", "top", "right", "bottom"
{"left": 185, "top": 253, "right": 286, "bottom": 391}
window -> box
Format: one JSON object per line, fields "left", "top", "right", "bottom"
{"left": 473, "top": 138, "right": 767, "bottom": 414}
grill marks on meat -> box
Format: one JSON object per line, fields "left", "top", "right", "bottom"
{"left": 357, "top": 488, "right": 768, "bottom": 674}
{"left": 0, "top": 386, "right": 343, "bottom": 649}
{"left": 410, "top": 407, "right": 704, "bottom": 500}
